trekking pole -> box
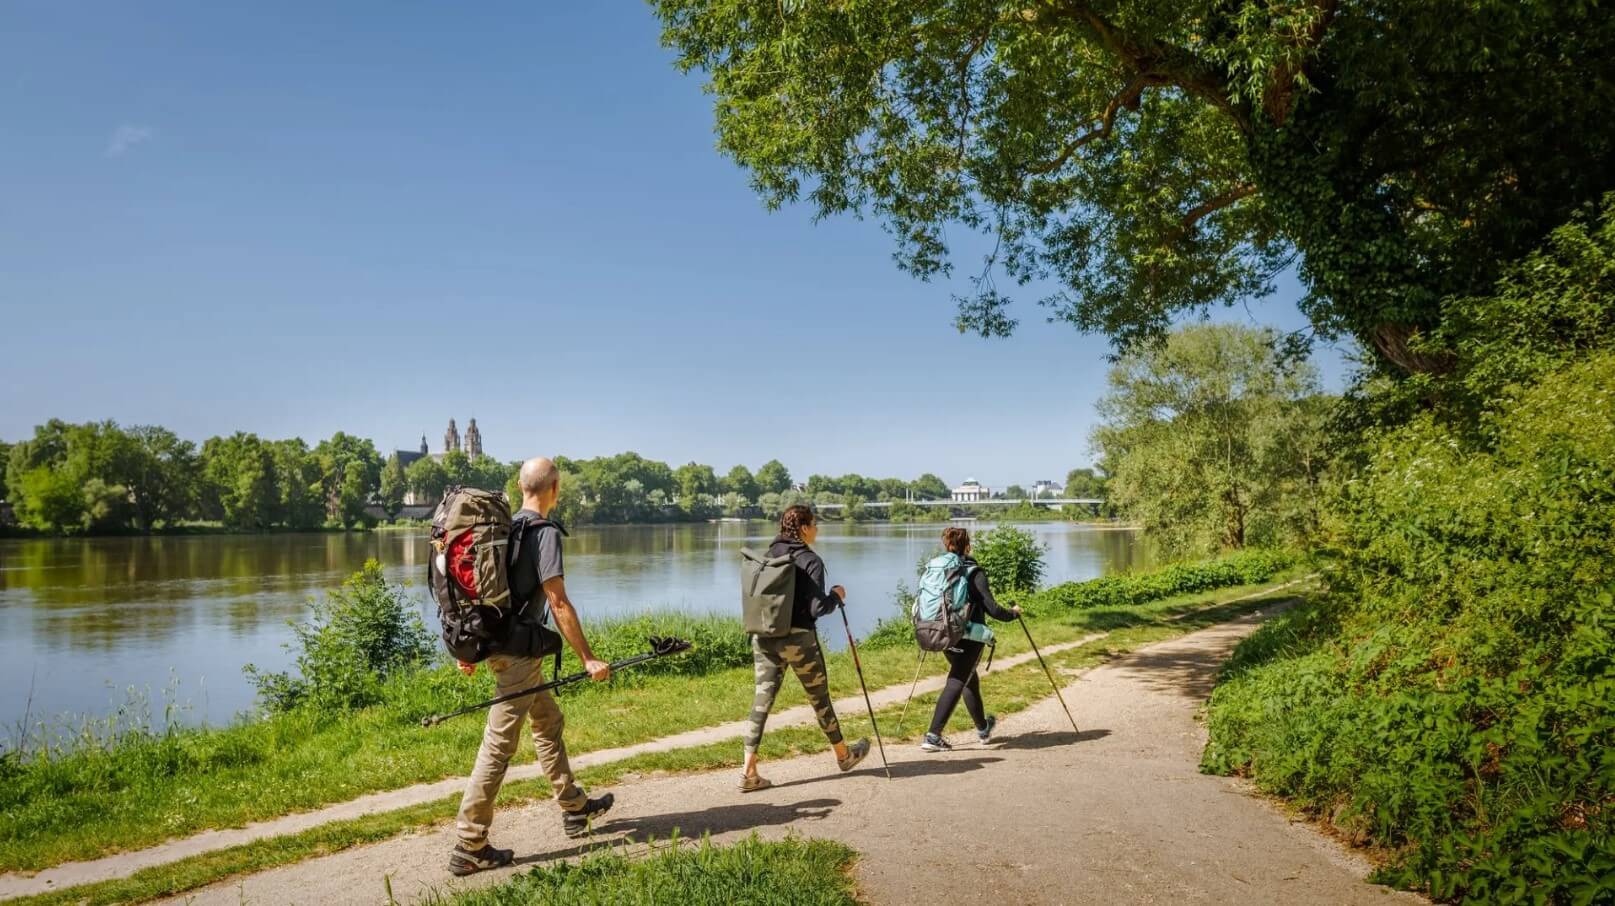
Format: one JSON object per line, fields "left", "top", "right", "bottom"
{"left": 894, "top": 649, "right": 928, "bottom": 735}
{"left": 421, "top": 636, "right": 693, "bottom": 727}
{"left": 836, "top": 606, "right": 891, "bottom": 779}
{"left": 1018, "top": 614, "right": 1079, "bottom": 734}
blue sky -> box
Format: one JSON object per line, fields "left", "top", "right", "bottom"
{"left": 0, "top": 2, "right": 1354, "bottom": 488}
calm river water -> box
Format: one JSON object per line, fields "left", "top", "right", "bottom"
{"left": 0, "top": 522, "right": 1149, "bottom": 731}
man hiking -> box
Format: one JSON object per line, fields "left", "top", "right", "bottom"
{"left": 448, "top": 457, "right": 616, "bottom": 877}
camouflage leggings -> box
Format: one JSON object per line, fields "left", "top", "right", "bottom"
{"left": 745, "top": 628, "right": 843, "bottom": 753}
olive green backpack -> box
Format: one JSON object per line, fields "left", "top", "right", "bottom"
{"left": 740, "top": 547, "right": 797, "bottom": 638}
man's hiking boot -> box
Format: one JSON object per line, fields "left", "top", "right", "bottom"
{"left": 739, "top": 773, "right": 773, "bottom": 793}
{"left": 562, "top": 793, "right": 615, "bottom": 839}
{"left": 920, "top": 733, "right": 953, "bottom": 753}
{"left": 837, "top": 738, "right": 871, "bottom": 772}
{"left": 448, "top": 843, "right": 514, "bottom": 877}
{"left": 977, "top": 715, "right": 997, "bottom": 743}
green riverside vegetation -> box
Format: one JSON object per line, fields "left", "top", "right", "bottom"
{"left": 0, "top": 551, "right": 1294, "bottom": 876}
{"left": 1, "top": 576, "right": 1303, "bottom": 906}
{"left": 420, "top": 835, "right": 861, "bottom": 906}
{"left": 1200, "top": 207, "right": 1615, "bottom": 903}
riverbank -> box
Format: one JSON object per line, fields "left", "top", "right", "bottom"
{"left": 2, "top": 571, "right": 1308, "bottom": 906}
{"left": 0, "top": 550, "right": 1295, "bottom": 881}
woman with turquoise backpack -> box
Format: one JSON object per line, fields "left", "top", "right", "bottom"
{"left": 920, "top": 526, "right": 1021, "bottom": 752}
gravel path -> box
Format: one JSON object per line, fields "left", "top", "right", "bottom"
{"left": 155, "top": 595, "right": 1421, "bottom": 905}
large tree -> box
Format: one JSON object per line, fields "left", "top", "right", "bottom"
{"left": 1093, "top": 323, "right": 1329, "bottom": 553}
{"left": 653, "top": 1, "right": 1615, "bottom": 374}
{"left": 755, "top": 459, "right": 793, "bottom": 494}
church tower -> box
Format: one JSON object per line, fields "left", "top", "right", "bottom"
{"left": 419, "top": 435, "right": 428, "bottom": 456}
{"left": 444, "top": 419, "right": 460, "bottom": 453}
{"left": 465, "top": 419, "right": 483, "bottom": 458}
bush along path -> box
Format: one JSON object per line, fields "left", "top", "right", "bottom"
{"left": 149, "top": 586, "right": 1415, "bottom": 906}
{"left": 0, "top": 554, "right": 1300, "bottom": 905}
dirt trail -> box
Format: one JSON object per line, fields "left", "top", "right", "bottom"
{"left": 157, "top": 594, "right": 1420, "bottom": 905}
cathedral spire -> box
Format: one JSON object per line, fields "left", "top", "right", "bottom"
{"left": 444, "top": 419, "right": 460, "bottom": 454}
{"left": 465, "top": 418, "right": 483, "bottom": 458}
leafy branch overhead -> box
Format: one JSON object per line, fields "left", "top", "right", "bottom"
{"left": 653, "top": 0, "right": 1615, "bottom": 372}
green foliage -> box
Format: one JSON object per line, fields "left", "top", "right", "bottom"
{"left": 721, "top": 464, "right": 759, "bottom": 499}
{"left": 651, "top": 0, "right": 1615, "bottom": 376}
{"left": 246, "top": 561, "right": 435, "bottom": 714}
{"left": 1094, "top": 324, "right": 1333, "bottom": 556}
{"left": 1010, "top": 549, "right": 1294, "bottom": 618}
{"left": 378, "top": 454, "right": 407, "bottom": 519}
{"left": 1203, "top": 352, "right": 1615, "bottom": 903}
{"left": 755, "top": 459, "right": 793, "bottom": 494}
{"left": 970, "top": 526, "right": 1046, "bottom": 594}
{"left": 426, "top": 834, "right": 859, "bottom": 906}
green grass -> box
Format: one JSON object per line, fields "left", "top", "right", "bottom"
{"left": 0, "top": 581, "right": 1303, "bottom": 906}
{"left": 420, "top": 835, "right": 861, "bottom": 906}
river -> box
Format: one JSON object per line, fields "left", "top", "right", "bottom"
{"left": 0, "top": 521, "right": 1149, "bottom": 733}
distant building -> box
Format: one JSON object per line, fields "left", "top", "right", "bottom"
{"left": 1032, "top": 479, "right": 1063, "bottom": 498}
{"left": 393, "top": 420, "right": 490, "bottom": 507}
{"left": 951, "top": 478, "right": 988, "bottom": 503}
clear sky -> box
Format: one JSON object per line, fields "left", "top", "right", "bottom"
{"left": 0, "top": 2, "right": 1354, "bottom": 489}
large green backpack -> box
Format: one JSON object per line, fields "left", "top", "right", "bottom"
{"left": 739, "top": 547, "right": 797, "bottom": 638}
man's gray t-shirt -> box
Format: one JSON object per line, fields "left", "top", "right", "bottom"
{"left": 510, "top": 509, "right": 564, "bottom": 614}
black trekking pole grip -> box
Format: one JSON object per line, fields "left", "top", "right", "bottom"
{"left": 421, "top": 636, "right": 693, "bottom": 728}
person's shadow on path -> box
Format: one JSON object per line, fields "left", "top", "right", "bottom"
{"left": 603, "top": 797, "right": 842, "bottom": 841}
{"left": 988, "top": 728, "right": 1111, "bottom": 750}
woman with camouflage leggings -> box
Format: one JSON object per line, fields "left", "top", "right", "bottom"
{"left": 740, "top": 505, "right": 871, "bottom": 791}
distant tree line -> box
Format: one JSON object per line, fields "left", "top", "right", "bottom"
{"left": 2, "top": 423, "right": 1102, "bottom": 534}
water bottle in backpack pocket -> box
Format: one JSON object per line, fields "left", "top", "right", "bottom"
{"left": 912, "top": 552, "right": 975, "bottom": 651}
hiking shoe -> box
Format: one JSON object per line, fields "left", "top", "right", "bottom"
{"left": 738, "top": 773, "right": 773, "bottom": 793}
{"left": 562, "top": 793, "right": 615, "bottom": 839}
{"left": 447, "top": 843, "right": 513, "bottom": 877}
{"left": 837, "top": 738, "right": 871, "bottom": 772}
{"left": 977, "top": 715, "right": 998, "bottom": 743}
{"left": 920, "top": 733, "right": 953, "bottom": 753}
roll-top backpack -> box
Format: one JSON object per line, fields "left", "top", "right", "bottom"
{"left": 428, "top": 486, "right": 562, "bottom": 666}
{"left": 740, "top": 547, "right": 797, "bottom": 638}
{"left": 912, "top": 551, "right": 975, "bottom": 651}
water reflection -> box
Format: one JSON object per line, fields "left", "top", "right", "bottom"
{"left": 0, "top": 522, "right": 1149, "bottom": 729}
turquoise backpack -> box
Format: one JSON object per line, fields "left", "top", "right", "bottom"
{"left": 912, "top": 552, "right": 975, "bottom": 651}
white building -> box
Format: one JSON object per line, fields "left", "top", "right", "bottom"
{"left": 951, "top": 478, "right": 989, "bottom": 502}
{"left": 1032, "top": 479, "right": 1063, "bottom": 498}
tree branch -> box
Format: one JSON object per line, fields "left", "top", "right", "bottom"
{"left": 1179, "top": 183, "right": 1258, "bottom": 233}
{"left": 1026, "top": 72, "right": 1150, "bottom": 174}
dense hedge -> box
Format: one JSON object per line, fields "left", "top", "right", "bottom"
{"left": 860, "top": 548, "right": 1296, "bottom": 650}
{"left": 1012, "top": 548, "right": 1295, "bottom": 615}
{"left": 1202, "top": 352, "right": 1615, "bottom": 903}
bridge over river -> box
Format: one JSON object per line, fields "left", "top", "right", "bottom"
{"left": 813, "top": 497, "right": 1103, "bottom": 511}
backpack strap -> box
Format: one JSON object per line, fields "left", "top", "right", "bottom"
{"left": 508, "top": 514, "right": 570, "bottom": 622}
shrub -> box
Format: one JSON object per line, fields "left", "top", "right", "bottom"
{"left": 1203, "top": 352, "right": 1615, "bottom": 903}
{"left": 1011, "top": 548, "right": 1294, "bottom": 616}
{"left": 971, "top": 526, "right": 1047, "bottom": 593}
{"left": 246, "top": 560, "right": 436, "bottom": 713}
{"left": 860, "top": 582, "right": 918, "bottom": 650}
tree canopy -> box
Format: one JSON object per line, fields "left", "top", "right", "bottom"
{"left": 652, "top": 0, "right": 1615, "bottom": 373}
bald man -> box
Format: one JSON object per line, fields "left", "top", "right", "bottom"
{"left": 449, "top": 457, "right": 616, "bottom": 877}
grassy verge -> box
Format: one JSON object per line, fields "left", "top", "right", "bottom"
{"left": 419, "top": 835, "right": 860, "bottom": 906}
{"left": 0, "top": 553, "right": 1296, "bottom": 873}
{"left": 2, "top": 582, "right": 1302, "bottom": 906}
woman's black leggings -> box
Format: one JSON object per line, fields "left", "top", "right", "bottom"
{"left": 928, "top": 639, "right": 988, "bottom": 735}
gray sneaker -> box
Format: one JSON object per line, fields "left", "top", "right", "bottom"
{"left": 837, "top": 738, "right": 871, "bottom": 772}
{"left": 739, "top": 773, "right": 772, "bottom": 793}
{"left": 977, "top": 715, "right": 998, "bottom": 742}
{"left": 920, "top": 733, "right": 953, "bottom": 753}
